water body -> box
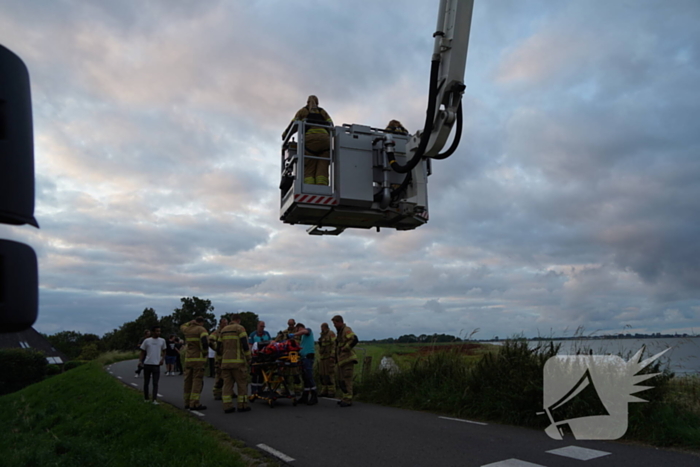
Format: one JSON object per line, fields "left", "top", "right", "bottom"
{"left": 522, "top": 337, "right": 700, "bottom": 376}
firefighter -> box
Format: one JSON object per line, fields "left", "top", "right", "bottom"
{"left": 209, "top": 317, "right": 228, "bottom": 400}
{"left": 249, "top": 320, "right": 272, "bottom": 396}
{"left": 180, "top": 317, "right": 209, "bottom": 410}
{"left": 318, "top": 322, "right": 336, "bottom": 397}
{"left": 275, "top": 318, "right": 304, "bottom": 394}
{"left": 220, "top": 313, "right": 252, "bottom": 413}
{"left": 275, "top": 318, "right": 297, "bottom": 342}
{"left": 385, "top": 119, "right": 409, "bottom": 135}
{"left": 282, "top": 95, "right": 334, "bottom": 185}
{"left": 332, "top": 315, "right": 358, "bottom": 407}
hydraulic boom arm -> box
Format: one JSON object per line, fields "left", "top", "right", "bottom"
{"left": 427, "top": 0, "right": 473, "bottom": 157}
{"left": 393, "top": 0, "right": 474, "bottom": 173}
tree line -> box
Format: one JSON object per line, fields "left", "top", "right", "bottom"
{"left": 43, "top": 296, "right": 467, "bottom": 361}
{"left": 370, "top": 333, "right": 463, "bottom": 344}
{"left": 43, "top": 296, "right": 260, "bottom": 360}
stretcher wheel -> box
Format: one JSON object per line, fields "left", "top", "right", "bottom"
{"left": 292, "top": 398, "right": 298, "bottom": 406}
{"left": 268, "top": 399, "right": 275, "bottom": 408}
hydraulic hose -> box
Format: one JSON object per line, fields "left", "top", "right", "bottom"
{"left": 389, "top": 58, "right": 440, "bottom": 174}
{"left": 432, "top": 100, "right": 463, "bottom": 160}
{"left": 389, "top": 95, "right": 462, "bottom": 201}
{"left": 390, "top": 171, "right": 413, "bottom": 202}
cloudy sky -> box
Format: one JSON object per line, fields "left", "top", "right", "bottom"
{"left": 2, "top": 0, "right": 699, "bottom": 340}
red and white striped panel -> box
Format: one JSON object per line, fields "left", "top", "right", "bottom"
{"left": 416, "top": 211, "right": 429, "bottom": 220}
{"left": 294, "top": 194, "right": 339, "bottom": 205}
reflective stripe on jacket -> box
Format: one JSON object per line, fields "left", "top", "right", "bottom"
{"left": 220, "top": 323, "right": 251, "bottom": 368}
{"left": 319, "top": 329, "right": 336, "bottom": 359}
{"left": 335, "top": 324, "right": 358, "bottom": 366}
{"left": 292, "top": 107, "right": 333, "bottom": 135}
{"left": 181, "top": 322, "right": 208, "bottom": 366}
{"left": 209, "top": 329, "right": 224, "bottom": 362}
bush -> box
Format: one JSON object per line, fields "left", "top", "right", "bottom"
{"left": 78, "top": 343, "right": 100, "bottom": 361}
{"left": 463, "top": 339, "right": 558, "bottom": 426}
{"left": 358, "top": 346, "right": 474, "bottom": 412}
{"left": 95, "top": 350, "right": 140, "bottom": 366}
{"left": 0, "top": 349, "right": 48, "bottom": 395}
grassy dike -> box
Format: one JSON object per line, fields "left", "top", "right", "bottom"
{"left": 355, "top": 340, "right": 700, "bottom": 450}
{"left": 0, "top": 361, "right": 277, "bottom": 467}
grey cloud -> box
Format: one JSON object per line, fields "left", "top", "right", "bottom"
{"left": 423, "top": 299, "right": 445, "bottom": 314}
{"left": 3, "top": 1, "right": 700, "bottom": 340}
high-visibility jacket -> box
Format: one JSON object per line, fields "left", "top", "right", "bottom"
{"left": 335, "top": 324, "right": 358, "bottom": 366}
{"left": 181, "top": 322, "right": 208, "bottom": 368}
{"left": 319, "top": 329, "right": 336, "bottom": 360}
{"left": 292, "top": 107, "right": 333, "bottom": 135}
{"left": 385, "top": 123, "right": 408, "bottom": 135}
{"left": 276, "top": 326, "right": 299, "bottom": 343}
{"left": 220, "top": 323, "right": 251, "bottom": 368}
{"left": 209, "top": 328, "right": 224, "bottom": 362}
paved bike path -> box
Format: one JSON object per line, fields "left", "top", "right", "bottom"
{"left": 108, "top": 360, "right": 699, "bottom": 467}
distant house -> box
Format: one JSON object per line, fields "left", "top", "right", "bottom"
{"left": 0, "top": 327, "right": 68, "bottom": 364}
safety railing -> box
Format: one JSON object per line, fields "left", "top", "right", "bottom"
{"left": 281, "top": 120, "right": 335, "bottom": 195}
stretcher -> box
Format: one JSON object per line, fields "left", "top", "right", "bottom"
{"left": 249, "top": 341, "right": 303, "bottom": 408}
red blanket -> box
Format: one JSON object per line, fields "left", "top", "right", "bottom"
{"left": 258, "top": 339, "right": 301, "bottom": 355}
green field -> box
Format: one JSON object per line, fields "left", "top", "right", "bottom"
{"left": 0, "top": 361, "right": 277, "bottom": 467}
{"left": 355, "top": 341, "right": 498, "bottom": 375}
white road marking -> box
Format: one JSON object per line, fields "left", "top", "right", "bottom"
{"left": 439, "top": 416, "right": 488, "bottom": 426}
{"left": 257, "top": 443, "right": 295, "bottom": 463}
{"left": 190, "top": 411, "right": 205, "bottom": 417}
{"left": 157, "top": 393, "right": 163, "bottom": 398}
{"left": 131, "top": 383, "right": 138, "bottom": 387}
{"left": 547, "top": 446, "right": 611, "bottom": 461}
{"left": 481, "top": 459, "right": 546, "bottom": 467}
{"left": 117, "top": 376, "right": 123, "bottom": 380}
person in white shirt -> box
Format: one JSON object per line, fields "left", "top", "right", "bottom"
{"left": 139, "top": 325, "right": 167, "bottom": 404}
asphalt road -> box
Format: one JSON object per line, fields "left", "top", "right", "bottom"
{"left": 108, "top": 360, "right": 699, "bottom": 467}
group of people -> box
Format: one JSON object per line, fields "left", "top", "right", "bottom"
{"left": 136, "top": 314, "right": 359, "bottom": 413}
{"left": 282, "top": 95, "right": 409, "bottom": 186}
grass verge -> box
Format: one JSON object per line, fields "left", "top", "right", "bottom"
{"left": 0, "top": 361, "right": 277, "bottom": 467}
